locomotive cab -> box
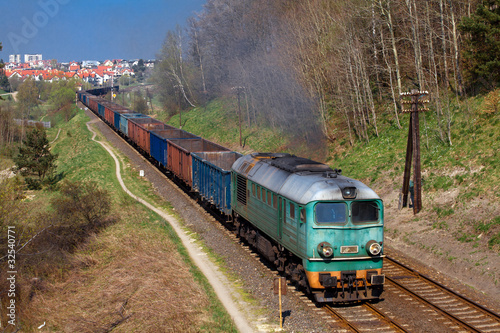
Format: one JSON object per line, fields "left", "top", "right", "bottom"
{"left": 303, "top": 197, "right": 385, "bottom": 302}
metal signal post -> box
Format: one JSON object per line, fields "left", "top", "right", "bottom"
{"left": 400, "top": 90, "right": 429, "bottom": 214}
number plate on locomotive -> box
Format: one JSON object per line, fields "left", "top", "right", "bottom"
{"left": 340, "top": 246, "right": 359, "bottom": 254}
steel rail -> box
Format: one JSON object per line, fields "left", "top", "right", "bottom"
{"left": 385, "top": 274, "right": 481, "bottom": 333}
{"left": 323, "top": 304, "right": 362, "bottom": 333}
{"left": 385, "top": 255, "right": 500, "bottom": 333}
{"left": 364, "top": 302, "right": 409, "bottom": 332}
{"left": 386, "top": 255, "right": 500, "bottom": 321}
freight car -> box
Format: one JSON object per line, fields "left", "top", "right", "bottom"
{"left": 78, "top": 88, "right": 385, "bottom": 303}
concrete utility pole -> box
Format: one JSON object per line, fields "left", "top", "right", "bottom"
{"left": 399, "top": 89, "right": 429, "bottom": 214}
{"left": 231, "top": 86, "right": 245, "bottom": 147}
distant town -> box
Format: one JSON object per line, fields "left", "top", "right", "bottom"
{"left": 3, "top": 53, "right": 155, "bottom": 87}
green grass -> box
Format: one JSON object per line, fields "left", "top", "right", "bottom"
{"left": 50, "top": 112, "right": 118, "bottom": 186}
{"left": 433, "top": 206, "right": 455, "bottom": 218}
{"left": 23, "top": 109, "right": 238, "bottom": 332}
{"left": 164, "top": 99, "right": 289, "bottom": 153}
{"left": 331, "top": 92, "right": 499, "bottom": 249}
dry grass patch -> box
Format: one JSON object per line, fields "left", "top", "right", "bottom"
{"left": 24, "top": 212, "right": 211, "bottom": 332}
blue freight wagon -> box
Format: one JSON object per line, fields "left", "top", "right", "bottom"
{"left": 150, "top": 128, "right": 199, "bottom": 167}
{"left": 119, "top": 113, "right": 149, "bottom": 136}
{"left": 97, "top": 101, "right": 105, "bottom": 118}
{"left": 192, "top": 151, "right": 243, "bottom": 215}
{"left": 80, "top": 92, "right": 88, "bottom": 106}
{"left": 111, "top": 106, "right": 134, "bottom": 131}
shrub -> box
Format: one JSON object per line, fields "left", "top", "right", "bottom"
{"left": 50, "top": 180, "right": 115, "bottom": 251}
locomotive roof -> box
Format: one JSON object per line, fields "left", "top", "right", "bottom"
{"left": 232, "top": 153, "right": 380, "bottom": 204}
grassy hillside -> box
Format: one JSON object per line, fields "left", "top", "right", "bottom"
{"left": 164, "top": 98, "right": 290, "bottom": 155}
{"left": 164, "top": 90, "right": 500, "bottom": 254}
{"left": 3, "top": 110, "right": 236, "bottom": 332}
{"left": 336, "top": 91, "right": 500, "bottom": 260}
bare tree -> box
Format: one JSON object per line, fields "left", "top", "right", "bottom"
{"left": 154, "top": 27, "right": 196, "bottom": 117}
{"left": 188, "top": 17, "right": 208, "bottom": 98}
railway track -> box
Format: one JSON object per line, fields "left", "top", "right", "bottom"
{"left": 81, "top": 99, "right": 500, "bottom": 332}
{"left": 383, "top": 254, "right": 500, "bottom": 332}
{"left": 323, "top": 302, "right": 407, "bottom": 333}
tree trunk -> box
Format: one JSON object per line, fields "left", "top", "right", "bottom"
{"left": 425, "top": 2, "right": 445, "bottom": 143}
{"left": 448, "top": 0, "right": 463, "bottom": 96}
{"left": 379, "top": 28, "right": 402, "bottom": 129}
{"left": 406, "top": 0, "right": 425, "bottom": 89}
{"left": 439, "top": 0, "right": 450, "bottom": 90}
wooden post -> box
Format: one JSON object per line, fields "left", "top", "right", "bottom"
{"left": 279, "top": 278, "right": 283, "bottom": 329}
{"left": 274, "top": 277, "right": 287, "bottom": 328}
{"left": 400, "top": 90, "right": 429, "bottom": 214}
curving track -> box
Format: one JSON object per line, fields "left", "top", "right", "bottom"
{"left": 84, "top": 113, "right": 254, "bottom": 333}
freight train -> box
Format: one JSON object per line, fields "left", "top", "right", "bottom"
{"left": 78, "top": 87, "right": 385, "bottom": 303}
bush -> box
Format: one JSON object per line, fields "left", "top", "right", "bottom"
{"left": 51, "top": 180, "right": 114, "bottom": 234}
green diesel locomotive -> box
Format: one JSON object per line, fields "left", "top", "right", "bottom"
{"left": 231, "top": 153, "right": 385, "bottom": 302}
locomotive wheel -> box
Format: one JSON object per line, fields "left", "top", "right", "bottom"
{"left": 299, "top": 268, "right": 311, "bottom": 294}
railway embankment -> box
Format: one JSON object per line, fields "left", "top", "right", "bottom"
{"left": 84, "top": 116, "right": 254, "bottom": 332}
{"left": 4, "top": 111, "right": 239, "bottom": 332}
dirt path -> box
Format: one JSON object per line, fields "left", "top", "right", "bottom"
{"left": 49, "top": 128, "right": 61, "bottom": 145}
{"left": 0, "top": 91, "right": 17, "bottom": 101}
{"left": 85, "top": 119, "right": 254, "bottom": 333}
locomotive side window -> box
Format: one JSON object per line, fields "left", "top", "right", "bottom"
{"left": 267, "top": 191, "right": 272, "bottom": 206}
{"left": 315, "top": 203, "right": 347, "bottom": 224}
{"left": 289, "top": 203, "right": 295, "bottom": 219}
{"left": 257, "top": 186, "right": 261, "bottom": 200}
{"left": 300, "top": 207, "right": 306, "bottom": 223}
{"left": 273, "top": 194, "right": 277, "bottom": 209}
{"left": 252, "top": 183, "right": 255, "bottom": 196}
{"left": 351, "top": 201, "right": 379, "bottom": 224}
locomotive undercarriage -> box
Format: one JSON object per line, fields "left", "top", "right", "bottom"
{"left": 313, "top": 272, "right": 384, "bottom": 303}
{"left": 233, "top": 216, "right": 311, "bottom": 291}
{"left": 233, "top": 214, "right": 383, "bottom": 303}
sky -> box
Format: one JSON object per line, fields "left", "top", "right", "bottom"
{"left": 0, "top": 0, "right": 207, "bottom": 62}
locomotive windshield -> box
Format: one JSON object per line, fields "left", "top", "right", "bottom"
{"left": 351, "top": 201, "right": 380, "bottom": 224}
{"left": 315, "top": 203, "right": 347, "bottom": 224}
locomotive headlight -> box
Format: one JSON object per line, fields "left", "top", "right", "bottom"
{"left": 317, "top": 242, "right": 334, "bottom": 258}
{"left": 342, "top": 187, "right": 357, "bottom": 199}
{"left": 366, "top": 240, "right": 382, "bottom": 256}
